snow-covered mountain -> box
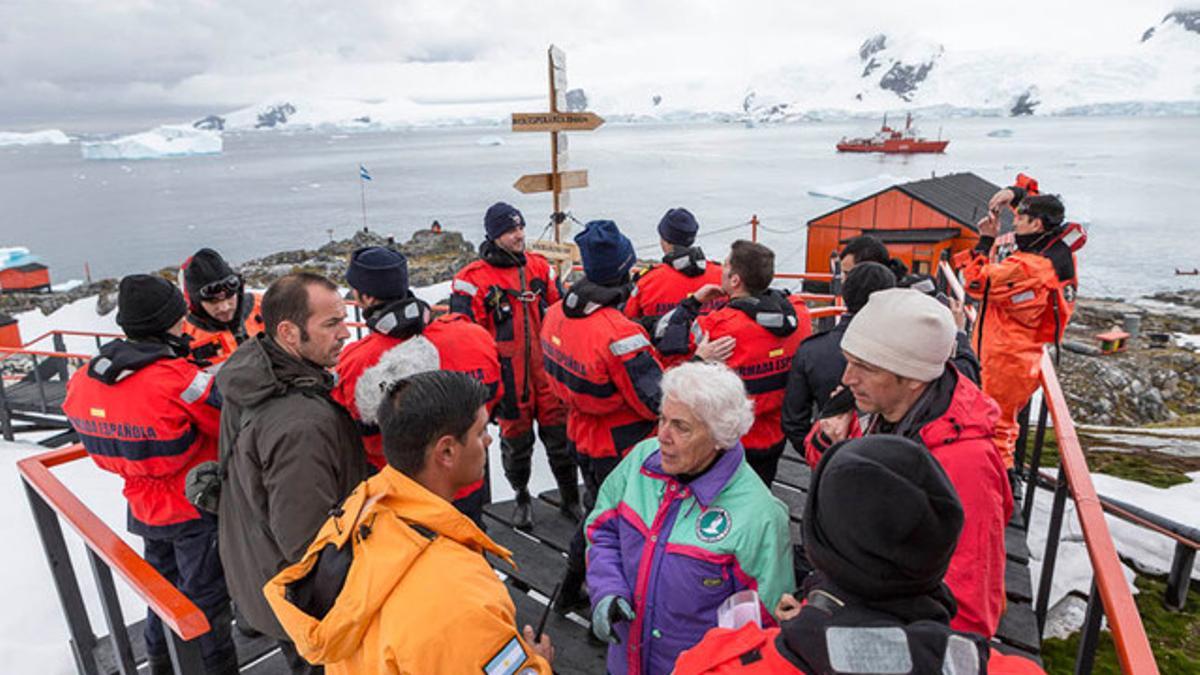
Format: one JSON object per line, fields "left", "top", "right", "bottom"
{"left": 188, "top": 17, "right": 1200, "bottom": 132}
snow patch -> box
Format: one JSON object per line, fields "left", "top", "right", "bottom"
{"left": 0, "top": 129, "right": 71, "bottom": 147}
{"left": 1027, "top": 470, "right": 1200, "bottom": 637}
{"left": 80, "top": 125, "right": 222, "bottom": 161}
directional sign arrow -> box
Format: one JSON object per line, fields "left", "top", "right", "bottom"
{"left": 513, "top": 170, "right": 589, "bottom": 194}
{"left": 512, "top": 112, "right": 605, "bottom": 133}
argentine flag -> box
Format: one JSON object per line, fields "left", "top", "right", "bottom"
{"left": 359, "top": 164, "right": 372, "bottom": 181}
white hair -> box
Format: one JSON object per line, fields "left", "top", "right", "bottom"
{"left": 661, "top": 362, "right": 754, "bottom": 449}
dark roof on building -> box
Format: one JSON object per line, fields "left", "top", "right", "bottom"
{"left": 895, "top": 173, "right": 1002, "bottom": 231}
{"left": 0, "top": 313, "right": 15, "bottom": 326}
{"left": 808, "top": 172, "right": 1011, "bottom": 233}
{"left": 841, "top": 228, "right": 962, "bottom": 245}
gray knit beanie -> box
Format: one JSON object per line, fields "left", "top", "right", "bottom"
{"left": 841, "top": 288, "right": 956, "bottom": 382}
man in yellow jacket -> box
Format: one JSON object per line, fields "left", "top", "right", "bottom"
{"left": 264, "top": 371, "right": 554, "bottom": 674}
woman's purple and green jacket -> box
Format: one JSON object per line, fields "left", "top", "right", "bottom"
{"left": 584, "top": 438, "right": 794, "bottom": 675}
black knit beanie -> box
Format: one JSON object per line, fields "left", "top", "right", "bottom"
{"left": 842, "top": 261, "right": 896, "bottom": 314}
{"left": 116, "top": 274, "right": 188, "bottom": 338}
{"left": 183, "top": 248, "right": 237, "bottom": 303}
{"left": 803, "top": 435, "right": 964, "bottom": 599}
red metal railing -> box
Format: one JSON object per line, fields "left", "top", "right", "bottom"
{"left": 17, "top": 446, "right": 211, "bottom": 642}
{"left": 1036, "top": 353, "right": 1158, "bottom": 673}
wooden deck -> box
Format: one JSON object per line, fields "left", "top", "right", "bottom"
{"left": 88, "top": 452, "right": 1039, "bottom": 674}
{"left": 484, "top": 451, "right": 1042, "bottom": 673}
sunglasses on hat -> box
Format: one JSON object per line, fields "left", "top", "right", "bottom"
{"left": 199, "top": 274, "right": 242, "bottom": 301}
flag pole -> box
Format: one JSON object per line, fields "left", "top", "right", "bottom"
{"left": 360, "top": 170, "right": 367, "bottom": 230}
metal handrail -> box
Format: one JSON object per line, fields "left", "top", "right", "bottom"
{"left": 1037, "top": 352, "right": 1159, "bottom": 673}
{"left": 17, "top": 446, "right": 211, "bottom": 641}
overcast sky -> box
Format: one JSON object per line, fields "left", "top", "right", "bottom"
{"left": 0, "top": 0, "right": 1183, "bottom": 126}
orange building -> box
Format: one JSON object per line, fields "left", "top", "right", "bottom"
{"left": 0, "top": 263, "right": 51, "bottom": 293}
{"left": 805, "top": 172, "right": 1009, "bottom": 279}
{"left": 0, "top": 313, "right": 19, "bottom": 349}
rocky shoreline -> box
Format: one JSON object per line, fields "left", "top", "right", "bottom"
{"left": 3, "top": 233, "right": 1199, "bottom": 431}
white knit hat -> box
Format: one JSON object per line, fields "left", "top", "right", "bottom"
{"left": 841, "top": 288, "right": 956, "bottom": 382}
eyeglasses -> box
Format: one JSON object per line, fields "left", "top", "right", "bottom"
{"left": 198, "top": 274, "right": 241, "bottom": 301}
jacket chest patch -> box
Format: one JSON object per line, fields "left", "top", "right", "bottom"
{"left": 696, "top": 507, "right": 732, "bottom": 543}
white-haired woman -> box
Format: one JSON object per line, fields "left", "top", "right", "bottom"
{"left": 584, "top": 362, "right": 794, "bottom": 675}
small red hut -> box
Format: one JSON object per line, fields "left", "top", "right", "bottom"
{"left": 805, "top": 172, "right": 1008, "bottom": 278}
{"left": 0, "top": 262, "right": 51, "bottom": 293}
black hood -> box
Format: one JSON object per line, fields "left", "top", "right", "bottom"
{"left": 562, "top": 279, "right": 629, "bottom": 318}
{"left": 661, "top": 247, "right": 709, "bottom": 278}
{"left": 479, "top": 239, "right": 526, "bottom": 268}
{"left": 87, "top": 339, "right": 176, "bottom": 385}
{"left": 728, "top": 289, "right": 800, "bottom": 337}
{"left": 364, "top": 297, "right": 430, "bottom": 340}
{"left": 187, "top": 291, "right": 254, "bottom": 337}
{"left": 776, "top": 573, "right": 985, "bottom": 674}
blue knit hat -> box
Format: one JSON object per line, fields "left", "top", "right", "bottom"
{"left": 575, "top": 220, "right": 636, "bottom": 285}
{"left": 346, "top": 246, "right": 409, "bottom": 300}
{"left": 484, "top": 202, "right": 525, "bottom": 240}
{"left": 657, "top": 207, "right": 699, "bottom": 247}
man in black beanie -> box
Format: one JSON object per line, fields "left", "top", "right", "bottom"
{"left": 449, "top": 202, "right": 579, "bottom": 530}
{"left": 673, "top": 435, "right": 1023, "bottom": 674}
{"left": 782, "top": 261, "right": 895, "bottom": 450}
{"left": 623, "top": 207, "right": 724, "bottom": 365}
{"left": 180, "top": 247, "right": 265, "bottom": 366}
{"left": 63, "top": 274, "right": 237, "bottom": 675}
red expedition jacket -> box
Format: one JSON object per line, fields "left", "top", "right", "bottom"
{"left": 448, "top": 244, "right": 560, "bottom": 420}
{"left": 540, "top": 280, "right": 663, "bottom": 459}
{"left": 658, "top": 289, "right": 811, "bottom": 453}
{"left": 63, "top": 339, "right": 221, "bottom": 537}
{"left": 623, "top": 250, "right": 724, "bottom": 366}
{"left": 803, "top": 366, "right": 1012, "bottom": 637}
{"left": 333, "top": 303, "right": 501, "bottom": 477}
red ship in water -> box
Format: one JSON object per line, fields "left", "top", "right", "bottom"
{"left": 837, "top": 113, "right": 949, "bottom": 154}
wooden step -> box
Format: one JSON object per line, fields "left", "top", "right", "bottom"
{"left": 507, "top": 581, "right": 607, "bottom": 675}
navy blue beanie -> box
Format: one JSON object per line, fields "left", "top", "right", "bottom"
{"left": 575, "top": 220, "right": 636, "bottom": 285}
{"left": 346, "top": 246, "right": 409, "bottom": 300}
{"left": 657, "top": 208, "right": 699, "bottom": 247}
{"left": 484, "top": 202, "right": 525, "bottom": 240}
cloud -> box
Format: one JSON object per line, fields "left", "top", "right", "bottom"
{"left": 0, "top": 0, "right": 1181, "bottom": 122}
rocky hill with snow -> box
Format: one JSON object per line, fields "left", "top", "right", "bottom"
{"left": 184, "top": 13, "right": 1200, "bottom": 133}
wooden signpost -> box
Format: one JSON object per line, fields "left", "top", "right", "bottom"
{"left": 512, "top": 45, "right": 605, "bottom": 243}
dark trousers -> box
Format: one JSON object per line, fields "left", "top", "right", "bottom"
{"left": 142, "top": 516, "right": 236, "bottom": 671}
{"left": 566, "top": 453, "right": 621, "bottom": 576}
{"left": 279, "top": 639, "right": 325, "bottom": 674}
{"left": 745, "top": 439, "right": 787, "bottom": 486}
{"left": 501, "top": 424, "right": 579, "bottom": 493}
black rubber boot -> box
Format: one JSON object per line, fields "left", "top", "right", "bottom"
{"left": 147, "top": 654, "right": 173, "bottom": 675}
{"left": 557, "top": 478, "right": 586, "bottom": 523}
{"left": 555, "top": 564, "right": 590, "bottom": 616}
{"left": 513, "top": 488, "right": 534, "bottom": 531}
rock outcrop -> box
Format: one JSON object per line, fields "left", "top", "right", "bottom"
{"left": 1056, "top": 294, "right": 1200, "bottom": 426}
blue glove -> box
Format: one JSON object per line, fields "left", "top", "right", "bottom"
{"left": 592, "top": 595, "right": 636, "bottom": 645}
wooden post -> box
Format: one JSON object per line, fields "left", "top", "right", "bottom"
{"left": 512, "top": 45, "right": 604, "bottom": 243}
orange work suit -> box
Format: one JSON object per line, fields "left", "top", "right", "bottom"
{"left": 958, "top": 239, "right": 1077, "bottom": 469}
{"left": 265, "top": 467, "right": 552, "bottom": 675}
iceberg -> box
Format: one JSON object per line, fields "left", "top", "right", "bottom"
{"left": 0, "top": 247, "right": 39, "bottom": 270}
{"left": 80, "top": 125, "right": 222, "bottom": 160}
{"left": 0, "top": 129, "right": 71, "bottom": 147}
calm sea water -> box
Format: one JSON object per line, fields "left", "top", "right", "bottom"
{"left": 2, "top": 116, "right": 1199, "bottom": 299}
